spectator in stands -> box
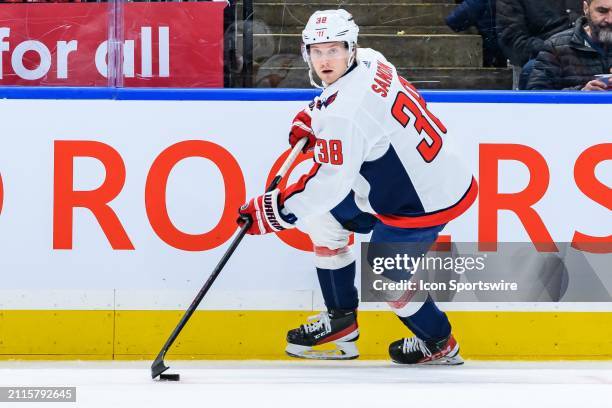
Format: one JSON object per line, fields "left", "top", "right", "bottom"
{"left": 496, "top": 0, "right": 583, "bottom": 89}
{"left": 445, "top": 0, "right": 506, "bottom": 67}
{"left": 526, "top": 0, "right": 612, "bottom": 91}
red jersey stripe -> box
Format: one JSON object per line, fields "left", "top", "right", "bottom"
{"left": 281, "top": 162, "right": 322, "bottom": 205}
{"left": 376, "top": 177, "right": 478, "bottom": 228}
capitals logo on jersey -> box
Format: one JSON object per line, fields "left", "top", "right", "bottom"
{"left": 309, "top": 91, "right": 339, "bottom": 111}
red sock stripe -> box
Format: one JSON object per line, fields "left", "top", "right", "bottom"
{"left": 314, "top": 246, "right": 350, "bottom": 257}
{"left": 388, "top": 287, "right": 417, "bottom": 310}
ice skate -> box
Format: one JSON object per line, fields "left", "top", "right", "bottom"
{"left": 389, "top": 333, "right": 464, "bottom": 365}
{"left": 285, "top": 310, "right": 359, "bottom": 360}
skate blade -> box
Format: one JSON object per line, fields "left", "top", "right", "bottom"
{"left": 285, "top": 342, "right": 359, "bottom": 360}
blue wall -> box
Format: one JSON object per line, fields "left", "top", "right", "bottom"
{"left": 1, "top": 87, "right": 612, "bottom": 104}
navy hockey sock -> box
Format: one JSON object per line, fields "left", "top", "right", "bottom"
{"left": 316, "top": 262, "right": 359, "bottom": 311}
{"left": 397, "top": 295, "right": 451, "bottom": 341}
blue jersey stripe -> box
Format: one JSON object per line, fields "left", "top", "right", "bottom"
{"left": 359, "top": 145, "right": 425, "bottom": 216}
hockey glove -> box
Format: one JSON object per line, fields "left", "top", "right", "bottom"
{"left": 237, "top": 189, "right": 296, "bottom": 235}
{"left": 289, "top": 108, "right": 316, "bottom": 153}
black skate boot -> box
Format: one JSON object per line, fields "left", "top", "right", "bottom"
{"left": 285, "top": 309, "right": 359, "bottom": 360}
{"left": 389, "top": 333, "right": 463, "bottom": 365}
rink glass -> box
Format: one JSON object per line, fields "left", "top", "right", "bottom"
{"left": 0, "top": 0, "right": 519, "bottom": 90}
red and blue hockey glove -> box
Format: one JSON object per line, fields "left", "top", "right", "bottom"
{"left": 237, "top": 189, "right": 296, "bottom": 235}
{"left": 289, "top": 108, "right": 316, "bottom": 153}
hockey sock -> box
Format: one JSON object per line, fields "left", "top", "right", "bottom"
{"left": 316, "top": 262, "right": 359, "bottom": 311}
{"left": 397, "top": 295, "right": 451, "bottom": 341}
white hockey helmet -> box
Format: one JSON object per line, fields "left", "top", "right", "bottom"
{"left": 301, "top": 9, "right": 360, "bottom": 88}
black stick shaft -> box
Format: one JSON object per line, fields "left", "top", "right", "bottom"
{"left": 151, "top": 140, "right": 305, "bottom": 379}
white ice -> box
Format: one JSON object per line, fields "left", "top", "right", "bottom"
{"left": 1, "top": 360, "right": 611, "bottom": 408}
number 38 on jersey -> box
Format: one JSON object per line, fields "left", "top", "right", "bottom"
{"left": 391, "top": 76, "right": 447, "bottom": 163}
{"left": 315, "top": 139, "right": 344, "bottom": 165}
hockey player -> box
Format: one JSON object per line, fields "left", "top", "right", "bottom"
{"left": 237, "top": 9, "right": 477, "bottom": 365}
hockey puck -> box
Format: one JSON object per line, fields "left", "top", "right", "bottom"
{"left": 159, "top": 373, "right": 180, "bottom": 381}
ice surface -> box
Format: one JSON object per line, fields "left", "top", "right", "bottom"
{"left": 0, "top": 360, "right": 611, "bottom": 408}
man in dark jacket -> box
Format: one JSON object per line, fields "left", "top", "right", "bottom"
{"left": 446, "top": 0, "right": 506, "bottom": 67}
{"left": 527, "top": 0, "right": 612, "bottom": 90}
{"left": 497, "top": 0, "right": 583, "bottom": 66}
{"left": 496, "top": 0, "right": 583, "bottom": 88}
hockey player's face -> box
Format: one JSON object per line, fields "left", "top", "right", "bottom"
{"left": 309, "top": 42, "right": 350, "bottom": 85}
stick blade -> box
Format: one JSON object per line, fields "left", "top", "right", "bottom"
{"left": 151, "top": 356, "right": 170, "bottom": 379}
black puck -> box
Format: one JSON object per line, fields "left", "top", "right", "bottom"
{"left": 159, "top": 373, "right": 180, "bottom": 381}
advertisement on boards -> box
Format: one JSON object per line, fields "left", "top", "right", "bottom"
{"left": 0, "top": 2, "right": 225, "bottom": 87}
{"left": 0, "top": 95, "right": 609, "bottom": 310}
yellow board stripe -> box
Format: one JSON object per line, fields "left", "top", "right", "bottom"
{"left": 1, "top": 310, "right": 612, "bottom": 360}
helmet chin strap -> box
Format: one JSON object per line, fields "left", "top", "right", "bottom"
{"left": 346, "top": 42, "right": 356, "bottom": 71}
{"left": 307, "top": 43, "right": 356, "bottom": 89}
{"left": 307, "top": 62, "right": 327, "bottom": 89}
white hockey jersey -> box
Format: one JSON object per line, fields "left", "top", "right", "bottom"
{"left": 282, "top": 48, "right": 478, "bottom": 228}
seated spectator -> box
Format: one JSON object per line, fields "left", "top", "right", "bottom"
{"left": 446, "top": 0, "right": 506, "bottom": 67}
{"left": 496, "top": 0, "right": 583, "bottom": 89}
{"left": 527, "top": 0, "right": 612, "bottom": 91}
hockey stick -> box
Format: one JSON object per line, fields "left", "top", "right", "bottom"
{"left": 151, "top": 138, "right": 307, "bottom": 380}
